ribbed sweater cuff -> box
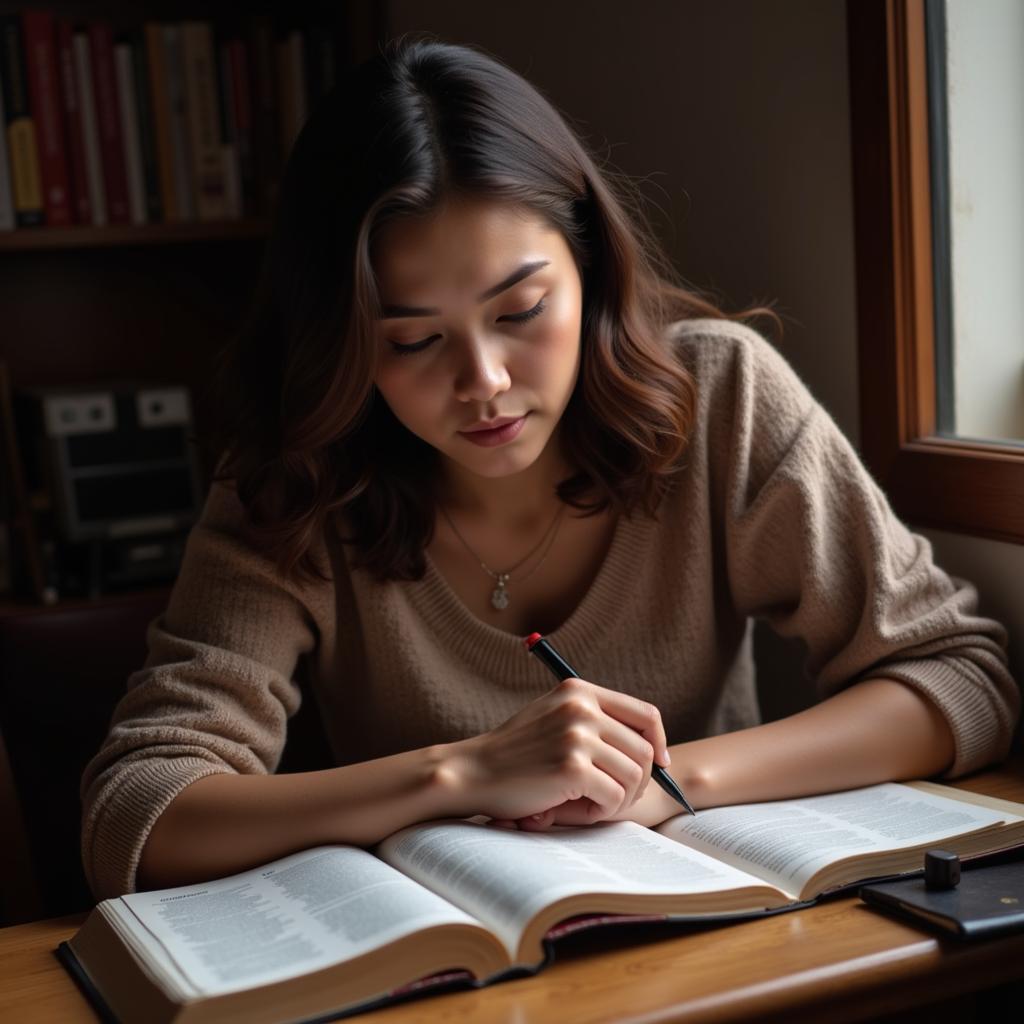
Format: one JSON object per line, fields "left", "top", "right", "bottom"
{"left": 86, "top": 757, "right": 232, "bottom": 901}
{"left": 869, "top": 658, "right": 1011, "bottom": 778}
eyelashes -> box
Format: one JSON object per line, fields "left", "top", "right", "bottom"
{"left": 388, "top": 298, "right": 548, "bottom": 356}
{"left": 505, "top": 297, "right": 547, "bottom": 325}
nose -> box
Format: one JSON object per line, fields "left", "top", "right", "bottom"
{"left": 451, "top": 333, "right": 511, "bottom": 403}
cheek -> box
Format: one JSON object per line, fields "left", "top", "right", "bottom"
{"left": 533, "top": 309, "right": 582, "bottom": 381}
{"left": 375, "top": 364, "right": 445, "bottom": 433}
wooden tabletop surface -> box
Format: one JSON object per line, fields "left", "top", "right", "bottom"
{"left": 3, "top": 759, "right": 1023, "bottom": 1024}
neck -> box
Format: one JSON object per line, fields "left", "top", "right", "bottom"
{"left": 436, "top": 438, "right": 571, "bottom": 533}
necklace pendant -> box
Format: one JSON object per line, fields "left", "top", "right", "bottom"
{"left": 491, "top": 574, "right": 510, "bottom": 611}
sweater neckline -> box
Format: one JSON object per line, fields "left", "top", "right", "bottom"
{"left": 408, "top": 506, "right": 658, "bottom": 679}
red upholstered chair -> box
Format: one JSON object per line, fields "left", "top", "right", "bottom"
{"left": 0, "top": 589, "right": 332, "bottom": 925}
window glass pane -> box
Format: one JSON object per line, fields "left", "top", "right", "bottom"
{"left": 929, "top": 0, "right": 1024, "bottom": 445}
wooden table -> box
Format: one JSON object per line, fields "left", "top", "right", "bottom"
{"left": 3, "top": 762, "right": 1023, "bottom": 1024}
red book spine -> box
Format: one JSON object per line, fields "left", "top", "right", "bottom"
{"left": 22, "top": 10, "right": 72, "bottom": 225}
{"left": 54, "top": 17, "right": 90, "bottom": 223}
{"left": 87, "top": 22, "right": 130, "bottom": 223}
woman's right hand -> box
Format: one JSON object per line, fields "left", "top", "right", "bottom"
{"left": 445, "top": 676, "right": 671, "bottom": 827}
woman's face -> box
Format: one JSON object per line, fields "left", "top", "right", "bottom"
{"left": 371, "top": 198, "right": 584, "bottom": 483}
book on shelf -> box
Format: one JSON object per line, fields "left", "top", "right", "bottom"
{"left": 113, "top": 35, "right": 148, "bottom": 225}
{"left": 60, "top": 778, "right": 1024, "bottom": 1024}
{"left": 0, "top": 13, "right": 44, "bottom": 226}
{"left": 70, "top": 27, "right": 106, "bottom": 226}
{"left": 180, "top": 21, "right": 230, "bottom": 221}
{"left": 125, "top": 28, "right": 162, "bottom": 224}
{"left": 0, "top": 50, "right": 15, "bottom": 231}
{"left": 23, "top": 9, "right": 72, "bottom": 226}
{"left": 55, "top": 16, "right": 92, "bottom": 225}
{"left": 220, "top": 31, "right": 254, "bottom": 218}
{"left": 87, "top": 22, "right": 131, "bottom": 224}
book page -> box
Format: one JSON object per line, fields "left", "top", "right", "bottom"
{"left": 654, "top": 782, "right": 1018, "bottom": 899}
{"left": 116, "top": 845, "right": 483, "bottom": 997}
{"left": 377, "top": 818, "right": 775, "bottom": 961}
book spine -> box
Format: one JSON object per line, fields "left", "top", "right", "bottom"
{"left": 215, "top": 33, "right": 242, "bottom": 219}
{"left": 22, "top": 10, "right": 72, "bottom": 226}
{"left": 129, "top": 30, "right": 162, "bottom": 223}
{"left": 54, "top": 18, "right": 90, "bottom": 224}
{"left": 226, "top": 37, "right": 255, "bottom": 217}
{"left": 87, "top": 23, "right": 130, "bottom": 224}
{"left": 143, "top": 22, "right": 176, "bottom": 221}
{"left": 161, "top": 24, "right": 195, "bottom": 220}
{"left": 0, "top": 14, "right": 44, "bottom": 226}
{"left": 275, "top": 28, "right": 307, "bottom": 158}
{"left": 180, "top": 21, "right": 228, "bottom": 221}
{"left": 71, "top": 30, "right": 106, "bottom": 226}
{"left": 0, "top": 65, "right": 15, "bottom": 229}
{"left": 246, "top": 15, "right": 281, "bottom": 216}
{"left": 113, "top": 41, "right": 146, "bottom": 224}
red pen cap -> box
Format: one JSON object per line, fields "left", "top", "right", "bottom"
{"left": 524, "top": 632, "right": 543, "bottom": 650}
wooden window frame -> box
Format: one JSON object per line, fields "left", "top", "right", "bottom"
{"left": 847, "top": 0, "right": 1024, "bottom": 545}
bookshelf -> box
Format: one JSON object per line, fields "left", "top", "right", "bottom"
{"left": 0, "top": 1, "right": 387, "bottom": 608}
{"left": 0, "top": 216, "right": 269, "bottom": 249}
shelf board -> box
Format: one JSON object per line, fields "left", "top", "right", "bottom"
{"left": 0, "top": 220, "right": 270, "bottom": 252}
{"left": 0, "top": 584, "right": 173, "bottom": 619}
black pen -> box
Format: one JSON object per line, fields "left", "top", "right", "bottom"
{"left": 523, "top": 632, "right": 696, "bottom": 815}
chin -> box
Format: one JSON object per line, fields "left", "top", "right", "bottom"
{"left": 450, "top": 438, "right": 550, "bottom": 479}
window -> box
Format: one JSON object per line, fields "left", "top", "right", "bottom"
{"left": 847, "top": 0, "right": 1024, "bottom": 543}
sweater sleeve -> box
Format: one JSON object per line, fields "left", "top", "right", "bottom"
{"left": 694, "top": 321, "right": 1020, "bottom": 778}
{"left": 80, "top": 480, "right": 322, "bottom": 900}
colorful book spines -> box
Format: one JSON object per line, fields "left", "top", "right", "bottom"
{"left": 0, "top": 11, "right": 327, "bottom": 229}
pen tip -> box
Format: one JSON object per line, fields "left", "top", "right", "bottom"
{"left": 524, "top": 632, "right": 542, "bottom": 650}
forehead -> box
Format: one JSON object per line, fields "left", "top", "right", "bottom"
{"left": 371, "top": 199, "right": 564, "bottom": 295}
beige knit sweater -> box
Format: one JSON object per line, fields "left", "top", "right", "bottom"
{"left": 80, "top": 318, "right": 1020, "bottom": 900}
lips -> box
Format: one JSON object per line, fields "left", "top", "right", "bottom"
{"left": 460, "top": 415, "right": 524, "bottom": 433}
{"left": 457, "top": 413, "right": 529, "bottom": 447}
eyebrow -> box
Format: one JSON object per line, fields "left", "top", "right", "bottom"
{"left": 378, "top": 259, "right": 551, "bottom": 319}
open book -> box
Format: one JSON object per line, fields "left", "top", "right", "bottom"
{"left": 60, "top": 780, "right": 1024, "bottom": 1024}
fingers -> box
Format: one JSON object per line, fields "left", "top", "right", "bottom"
{"left": 590, "top": 738, "right": 648, "bottom": 811}
{"left": 555, "top": 678, "right": 666, "bottom": 790}
{"left": 517, "top": 808, "right": 557, "bottom": 830}
{"left": 585, "top": 681, "right": 671, "bottom": 769}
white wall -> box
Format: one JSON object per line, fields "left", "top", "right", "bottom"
{"left": 384, "top": 0, "right": 1022, "bottom": 734}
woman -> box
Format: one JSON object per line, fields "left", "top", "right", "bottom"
{"left": 81, "top": 35, "right": 1019, "bottom": 899}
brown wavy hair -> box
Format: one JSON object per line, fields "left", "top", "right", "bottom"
{"left": 212, "top": 33, "right": 782, "bottom": 584}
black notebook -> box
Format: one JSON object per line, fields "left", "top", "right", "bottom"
{"left": 859, "top": 851, "right": 1024, "bottom": 939}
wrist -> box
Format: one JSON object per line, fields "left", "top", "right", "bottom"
{"left": 661, "top": 745, "right": 714, "bottom": 814}
{"left": 423, "top": 737, "right": 483, "bottom": 819}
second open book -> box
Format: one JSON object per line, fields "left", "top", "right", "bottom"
{"left": 62, "top": 780, "right": 1024, "bottom": 1024}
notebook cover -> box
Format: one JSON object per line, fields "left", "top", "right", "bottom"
{"left": 859, "top": 858, "right": 1024, "bottom": 939}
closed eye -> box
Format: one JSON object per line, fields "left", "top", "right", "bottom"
{"left": 388, "top": 298, "right": 548, "bottom": 356}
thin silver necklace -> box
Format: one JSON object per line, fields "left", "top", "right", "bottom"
{"left": 438, "top": 501, "right": 566, "bottom": 610}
